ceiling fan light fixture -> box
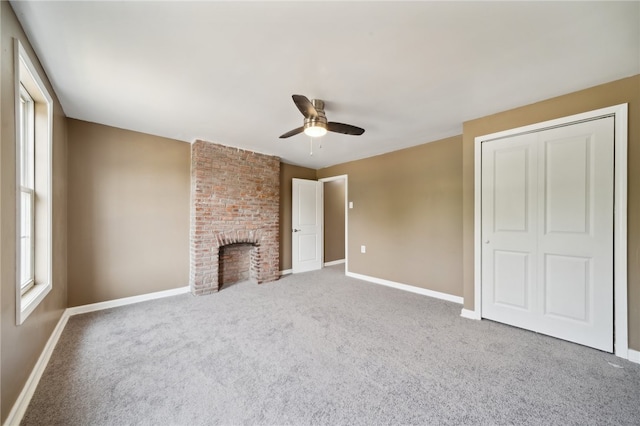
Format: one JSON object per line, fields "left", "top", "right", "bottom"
{"left": 304, "top": 124, "right": 328, "bottom": 138}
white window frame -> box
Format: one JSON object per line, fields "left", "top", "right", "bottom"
{"left": 15, "top": 40, "right": 53, "bottom": 325}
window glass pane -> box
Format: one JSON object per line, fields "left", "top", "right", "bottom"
{"left": 20, "top": 234, "right": 29, "bottom": 287}
{"left": 19, "top": 189, "right": 33, "bottom": 288}
{"left": 19, "top": 96, "right": 26, "bottom": 186}
{"left": 19, "top": 85, "right": 34, "bottom": 189}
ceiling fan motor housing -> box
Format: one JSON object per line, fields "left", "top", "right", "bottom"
{"left": 304, "top": 99, "right": 327, "bottom": 131}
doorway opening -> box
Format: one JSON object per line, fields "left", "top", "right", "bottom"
{"left": 291, "top": 175, "right": 348, "bottom": 274}
{"left": 321, "top": 175, "right": 347, "bottom": 270}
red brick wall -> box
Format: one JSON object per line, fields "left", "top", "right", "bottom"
{"left": 190, "top": 141, "right": 280, "bottom": 294}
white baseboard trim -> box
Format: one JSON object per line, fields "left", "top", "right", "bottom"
{"left": 460, "top": 308, "right": 481, "bottom": 320}
{"left": 628, "top": 349, "right": 640, "bottom": 364}
{"left": 4, "top": 285, "right": 190, "bottom": 426}
{"left": 346, "top": 271, "right": 463, "bottom": 304}
{"left": 280, "top": 269, "right": 293, "bottom": 276}
{"left": 4, "top": 309, "right": 71, "bottom": 426}
{"left": 324, "top": 259, "right": 345, "bottom": 267}
{"left": 66, "top": 286, "right": 190, "bottom": 316}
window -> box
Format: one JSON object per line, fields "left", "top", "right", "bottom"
{"left": 15, "top": 40, "right": 53, "bottom": 324}
{"left": 18, "top": 84, "right": 35, "bottom": 295}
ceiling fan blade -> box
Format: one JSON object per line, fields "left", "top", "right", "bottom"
{"left": 279, "top": 126, "right": 304, "bottom": 139}
{"left": 292, "top": 94, "right": 318, "bottom": 118}
{"left": 328, "top": 122, "right": 365, "bottom": 136}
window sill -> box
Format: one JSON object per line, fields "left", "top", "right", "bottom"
{"left": 17, "top": 282, "right": 51, "bottom": 325}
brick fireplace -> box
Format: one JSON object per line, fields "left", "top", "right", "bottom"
{"left": 190, "top": 141, "right": 280, "bottom": 295}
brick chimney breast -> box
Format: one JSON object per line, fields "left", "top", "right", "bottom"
{"left": 189, "top": 141, "right": 280, "bottom": 294}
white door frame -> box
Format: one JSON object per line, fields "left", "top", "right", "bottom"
{"left": 319, "top": 175, "right": 348, "bottom": 273}
{"left": 470, "top": 104, "right": 628, "bottom": 359}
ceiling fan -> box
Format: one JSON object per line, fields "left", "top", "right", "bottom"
{"left": 279, "top": 94, "right": 365, "bottom": 139}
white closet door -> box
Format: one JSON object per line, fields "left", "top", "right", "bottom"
{"left": 482, "top": 117, "right": 614, "bottom": 352}
{"left": 535, "top": 118, "right": 614, "bottom": 350}
{"left": 481, "top": 133, "right": 539, "bottom": 331}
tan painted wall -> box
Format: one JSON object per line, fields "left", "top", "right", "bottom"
{"left": 67, "top": 119, "right": 190, "bottom": 306}
{"left": 462, "top": 75, "right": 640, "bottom": 350}
{"left": 279, "top": 163, "right": 317, "bottom": 271}
{"left": 318, "top": 136, "right": 463, "bottom": 297}
{"left": 0, "top": 3, "right": 68, "bottom": 421}
{"left": 323, "top": 179, "right": 345, "bottom": 263}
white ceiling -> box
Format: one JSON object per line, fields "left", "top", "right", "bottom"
{"left": 10, "top": 1, "right": 640, "bottom": 169}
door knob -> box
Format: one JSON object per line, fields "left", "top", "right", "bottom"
{"left": 293, "top": 229, "right": 302, "bottom": 233}
{"left": 485, "top": 240, "right": 490, "bottom": 244}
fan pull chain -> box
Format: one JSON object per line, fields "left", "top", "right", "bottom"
{"left": 308, "top": 137, "right": 323, "bottom": 156}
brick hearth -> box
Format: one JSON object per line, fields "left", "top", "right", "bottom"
{"left": 189, "top": 141, "right": 280, "bottom": 295}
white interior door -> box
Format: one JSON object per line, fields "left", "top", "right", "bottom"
{"left": 481, "top": 133, "right": 539, "bottom": 332}
{"left": 292, "top": 178, "right": 322, "bottom": 273}
{"left": 481, "top": 117, "right": 614, "bottom": 352}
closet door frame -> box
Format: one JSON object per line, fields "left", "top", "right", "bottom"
{"left": 471, "top": 104, "right": 628, "bottom": 359}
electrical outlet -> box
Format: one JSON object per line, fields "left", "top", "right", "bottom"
{"left": 361, "top": 245, "right": 366, "bottom": 253}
